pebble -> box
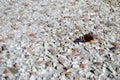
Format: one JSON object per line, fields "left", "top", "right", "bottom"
{"left": 0, "top": 39, "right": 6, "bottom": 43}
{"left": 58, "top": 57, "right": 66, "bottom": 66}
{"left": 109, "top": 47, "right": 116, "bottom": 51}
{"left": 106, "top": 66, "right": 115, "bottom": 74}
{"left": 3, "top": 68, "right": 9, "bottom": 74}
{"left": 90, "top": 69, "right": 99, "bottom": 75}
{"left": 26, "top": 48, "right": 36, "bottom": 55}
{"left": 1, "top": 45, "right": 7, "bottom": 51}
{"left": 76, "top": 25, "right": 83, "bottom": 30}
{"left": 114, "top": 48, "right": 120, "bottom": 55}
{"left": 88, "top": 77, "right": 94, "bottom": 80}
{"left": 54, "top": 64, "right": 63, "bottom": 70}
{"left": 72, "top": 48, "right": 80, "bottom": 53}
{"left": 48, "top": 48, "right": 56, "bottom": 55}
{"left": 74, "top": 74, "right": 81, "bottom": 80}
{"left": 98, "top": 49, "right": 105, "bottom": 55}
{"left": 3, "top": 67, "right": 18, "bottom": 75}
{"left": 79, "top": 64, "right": 87, "bottom": 68}
{"left": 35, "top": 60, "right": 43, "bottom": 65}
{"left": 8, "top": 67, "right": 18, "bottom": 75}
{"left": 115, "top": 66, "right": 120, "bottom": 73}
{"left": 93, "top": 62, "right": 102, "bottom": 66}
{"left": 0, "top": 57, "right": 4, "bottom": 62}
{"left": 13, "top": 63, "right": 18, "bottom": 68}
{"left": 111, "top": 42, "right": 119, "bottom": 47}
{"left": 4, "top": 76, "right": 10, "bottom": 80}
{"left": 72, "top": 64, "right": 79, "bottom": 69}
{"left": 45, "top": 61, "right": 52, "bottom": 67}
{"left": 108, "top": 73, "right": 115, "bottom": 79}
{"left": 28, "top": 33, "right": 37, "bottom": 38}
{"left": 65, "top": 72, "right": 73, "bottom": 79}
{"left": 90, "top": 39, "right": 99, "bottom": 44}
{"left": 63, "top": 66, "right": 71, "bottom": 71}
{"left": 11, "top": 24, "right": 18, "bottom": 30}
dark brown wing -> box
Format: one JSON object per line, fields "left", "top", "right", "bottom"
{"left": 82, "top": 33, "right": 93, "bottom": 42}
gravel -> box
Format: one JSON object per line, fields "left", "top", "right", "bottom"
{"left": 0, "top": 0, "right": 120, "bottom": 80}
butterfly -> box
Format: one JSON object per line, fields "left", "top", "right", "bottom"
{"left": 74, "top": 31, "right": 94, "bottom": 43}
